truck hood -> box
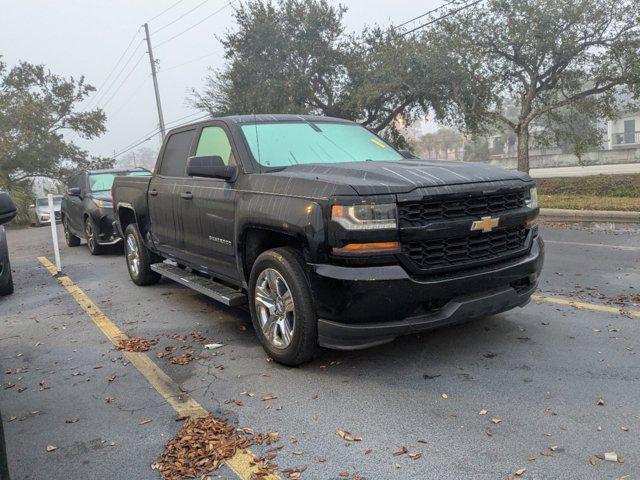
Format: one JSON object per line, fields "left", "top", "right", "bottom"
{"left": 272, "top": 160, "right": 531, "bottom": 196}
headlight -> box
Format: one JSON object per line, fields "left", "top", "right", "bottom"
{"left": 525, "top": 187, "right": 538, "bottom": 209}
{"left": 40, "top": 214, "right": 50, "bottom": 220}
{"left": 331, "top": 203, "right": 397, "bottom": 230}
{"left": 95, "top": 199, "right": 112, "bottom": 209}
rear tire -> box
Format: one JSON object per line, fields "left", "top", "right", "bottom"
{"left": 84, "top": 217, "right": 105, "bottom": 255}
{"left": 0, "top": 257, "right": 14, "bottom": 296}
{"left": 124, "top": 223, "right": 162, "bottom": 286}
{"left": 249, "top": 247, "right": 317, "bottom": 366}
{"left": 63, "top": 217, "right": 81, "bottom": 247}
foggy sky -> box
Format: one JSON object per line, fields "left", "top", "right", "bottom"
{"left": 1, "top": 0, "right": 440, "bottom": 158}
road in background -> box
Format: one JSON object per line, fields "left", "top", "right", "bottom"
{"left": 529, "top": 162, "right": 640, "bottom": 178}
{"left": 1, "top": 224, "right": 638, "bottom": 479}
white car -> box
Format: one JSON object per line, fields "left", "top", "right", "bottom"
{"left": 29, "top": 195, "right": 62, "bottom": 227}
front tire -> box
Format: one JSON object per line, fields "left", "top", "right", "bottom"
{"left": 0, "top": 257, "right": 14, "bottom": 296}
{"left": 63, "top": 217, "right": 81, "bottom": 247}
{"left": 84, "top": 217, "right": 105, "bottom": 255}
{"left": 124, "top": 224, "right": 161, "bottom": 286}
{"left": 249, "top": 247, "right": 317, "bottom": 366}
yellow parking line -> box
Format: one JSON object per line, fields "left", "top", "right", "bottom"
{"left": 532, "top": 294, "right": 640, "bottom": 318}
{"left": 37, "top": 256, "right": 279, "bottom": 480}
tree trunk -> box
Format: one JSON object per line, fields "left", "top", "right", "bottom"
{"left": 516, "top": 126, "right": 530, "bottom": 173}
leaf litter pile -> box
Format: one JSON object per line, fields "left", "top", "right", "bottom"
{"left": 116, "top": 336, "right": 158, "bottom": 353}
{"left": 152, "top": 415, "right": 278, "bottom": 479}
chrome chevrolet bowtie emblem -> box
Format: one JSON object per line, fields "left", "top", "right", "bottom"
{"left": 471, "top": 216, "right": 500, "bottom": 233}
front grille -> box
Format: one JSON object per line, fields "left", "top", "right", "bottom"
{"left": 402, "top": 225, "right": 528, "bottom": 272}
{"left": 398, "top": 189, "right": 526, "bottom": 227}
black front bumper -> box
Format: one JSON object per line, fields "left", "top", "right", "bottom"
{"left": 310, "top": 236, "right": 544, "bottom": 350}
{"left": 94, "top": 211, "right": 121, "bottom": 245}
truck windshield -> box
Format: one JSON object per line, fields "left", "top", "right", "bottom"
{"left": 89, "top": 171, "right": 150, "bottom": 192}
{"left": 240, "top": 122, "right": 404, "bottom": 167}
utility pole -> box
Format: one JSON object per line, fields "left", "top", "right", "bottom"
{"left": 143, "top": 23, "right": 166, "bottom": 139}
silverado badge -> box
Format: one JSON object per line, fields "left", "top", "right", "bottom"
{"left": 471, "top": 216, "right": 500, "bottom": 233}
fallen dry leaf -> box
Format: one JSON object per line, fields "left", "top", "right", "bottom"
{"left": 170, "top": 353, "right": 193, "bottom": 365}
{"left": 116, "top": 336, "right": 158, "bottom": 352}
{"left": 596, "top": 398, "right": 605, "bottom": 406}
{"left": 46, "top": 445, "right": 57, "bottom": 452}
{"left": 261, "top": 394, "right": 277, "bottom": 401}
{"left": 515, "top": 468, "right": 526, "bottom": 475}
{"left": 441, "top": 393, "right": 448, "bottom": 399}
{"left": 139, "top": 419, "right": 152, "bottom": 425}
{"left": 65, "top": 418, "right": 79, "bottom": 424}
{"left": 540, "top": 450, "right": 554, "bottom": 457}
{"left": 337, "top": 430, "right": 362, "bottom": 442}
{"left": 589, "top": 457, "right": 597, "bottom": 466}
{"left": 152, "top": 415, "right": 272, "bottom": 480}
{"left": 409, "top": 452, "right": 422, "bottom": 460}
{"left": 491, "top": 418, "right": 502, "bottom": 424}
{"left": 479, "top": 409, "right": 488, "bottom": 415}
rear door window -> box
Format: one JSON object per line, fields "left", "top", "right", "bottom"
{"left": 195, "top": 126, "right": 234, "bottom": 165}
{"left": 158, "top": 130, "right": 196, "bottom": 177}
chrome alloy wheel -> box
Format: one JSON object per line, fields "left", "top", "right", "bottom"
{"left": 255, "top": 268, "right": 295, "bottom": 349}
{"left": 126, "top": 233, "right": 140, "bottom": 277}
{"left": 85, "top": 220, "right": 95, "bottom": 251}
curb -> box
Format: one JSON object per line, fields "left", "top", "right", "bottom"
{"left": 539, "top": 208, "right": 640, "bottom": 224}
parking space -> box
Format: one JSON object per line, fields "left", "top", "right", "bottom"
{"left": 1, "top": 223, "right": 638, "bottom": 479}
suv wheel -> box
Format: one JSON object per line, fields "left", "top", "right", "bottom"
{"left": 84, "top": 217, "right": 105, "bottom": 255}
{"left": 249, "top": 247, "right": 317, "bottom": 366}
{"left": 63, "top": 217, "right": 81, "bottom": 247}
{"left": 124, "top": 223, "right": 161, "bottom": 286}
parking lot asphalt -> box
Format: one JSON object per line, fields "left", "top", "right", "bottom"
{"left": 1, "top": 223, "right": 638, "bottom": 480}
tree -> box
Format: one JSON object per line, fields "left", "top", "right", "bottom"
{"left": 0, "top": 59, "right": 111, "bottom": 188}
{"left": 412, "top": 128, "right": 464, "bottom": 159}
{"left": 426, "top": 0, "right": 640, "bottom": 172}
{"left": 191, "top": 0, "right": 435, "bottom": 140}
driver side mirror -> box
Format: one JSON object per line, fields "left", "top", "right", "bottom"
{"left": 187, "top": 156, "right": 237, "bottom": 181}
{"left": 67, "top": 187, "right": 81, "bottom": 197}
{"left": 0, "top": 192, "right": 17, "bottom": 225}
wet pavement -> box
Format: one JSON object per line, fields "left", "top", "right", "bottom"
{"left": 1, "top": 223, "right": 638, "bottom": 480}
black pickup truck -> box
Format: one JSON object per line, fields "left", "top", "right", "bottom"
{"left": 112, "top": 114, "right": 543, "bottom": 365}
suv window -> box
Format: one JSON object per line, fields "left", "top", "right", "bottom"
{"left": 195, "top": 126, "right": 234, "bottom": 165}
{"left": 159, "top": 130, "right": 196, "bottom": 177}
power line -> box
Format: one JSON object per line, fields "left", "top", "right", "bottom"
{"left": 147, "top": 0, "right": 189, "bottom": 23}
{"left": 91, "top": 39, "right": 145, "bottom": 109}
{"left": 100, "top": 52, "right": 147, "bottom": 110}
{"left": 402, "top": 0, "right": 484, "bottom": 36}
{"left": 153, "top": 0, "right": 211, "bottom": 34}
{"left": 108, "top": 75, "right": 151, "bottom": 118}
{"left": 154, "top": 1, "right": 233, "bottom": 49}
{"left": 396, "top": 0, "right": 460, "bottom": 29}
{"left": 82, "top": 28, "right": 142, "bottom": 112}
{"left": 113, "top": 111, "right": 211, "bottom": 158}
{"left": 158, "top": 49, "right": 221, "bottom": 73}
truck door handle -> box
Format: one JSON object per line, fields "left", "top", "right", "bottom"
{"left": 181, "top": 192, "right": 193, "bottom": 200}
{"left": 149, "top": 189, "right": 158, "bottom": 197}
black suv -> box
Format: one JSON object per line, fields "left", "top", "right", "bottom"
{"left": 61, "top": 168, "right": 150, "bottom": 254}
{"left": 113, "top": 115, "right": 544, "bottom": 365}
{"left": 0, "top": 191, "right": 17, "bottom": 296}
